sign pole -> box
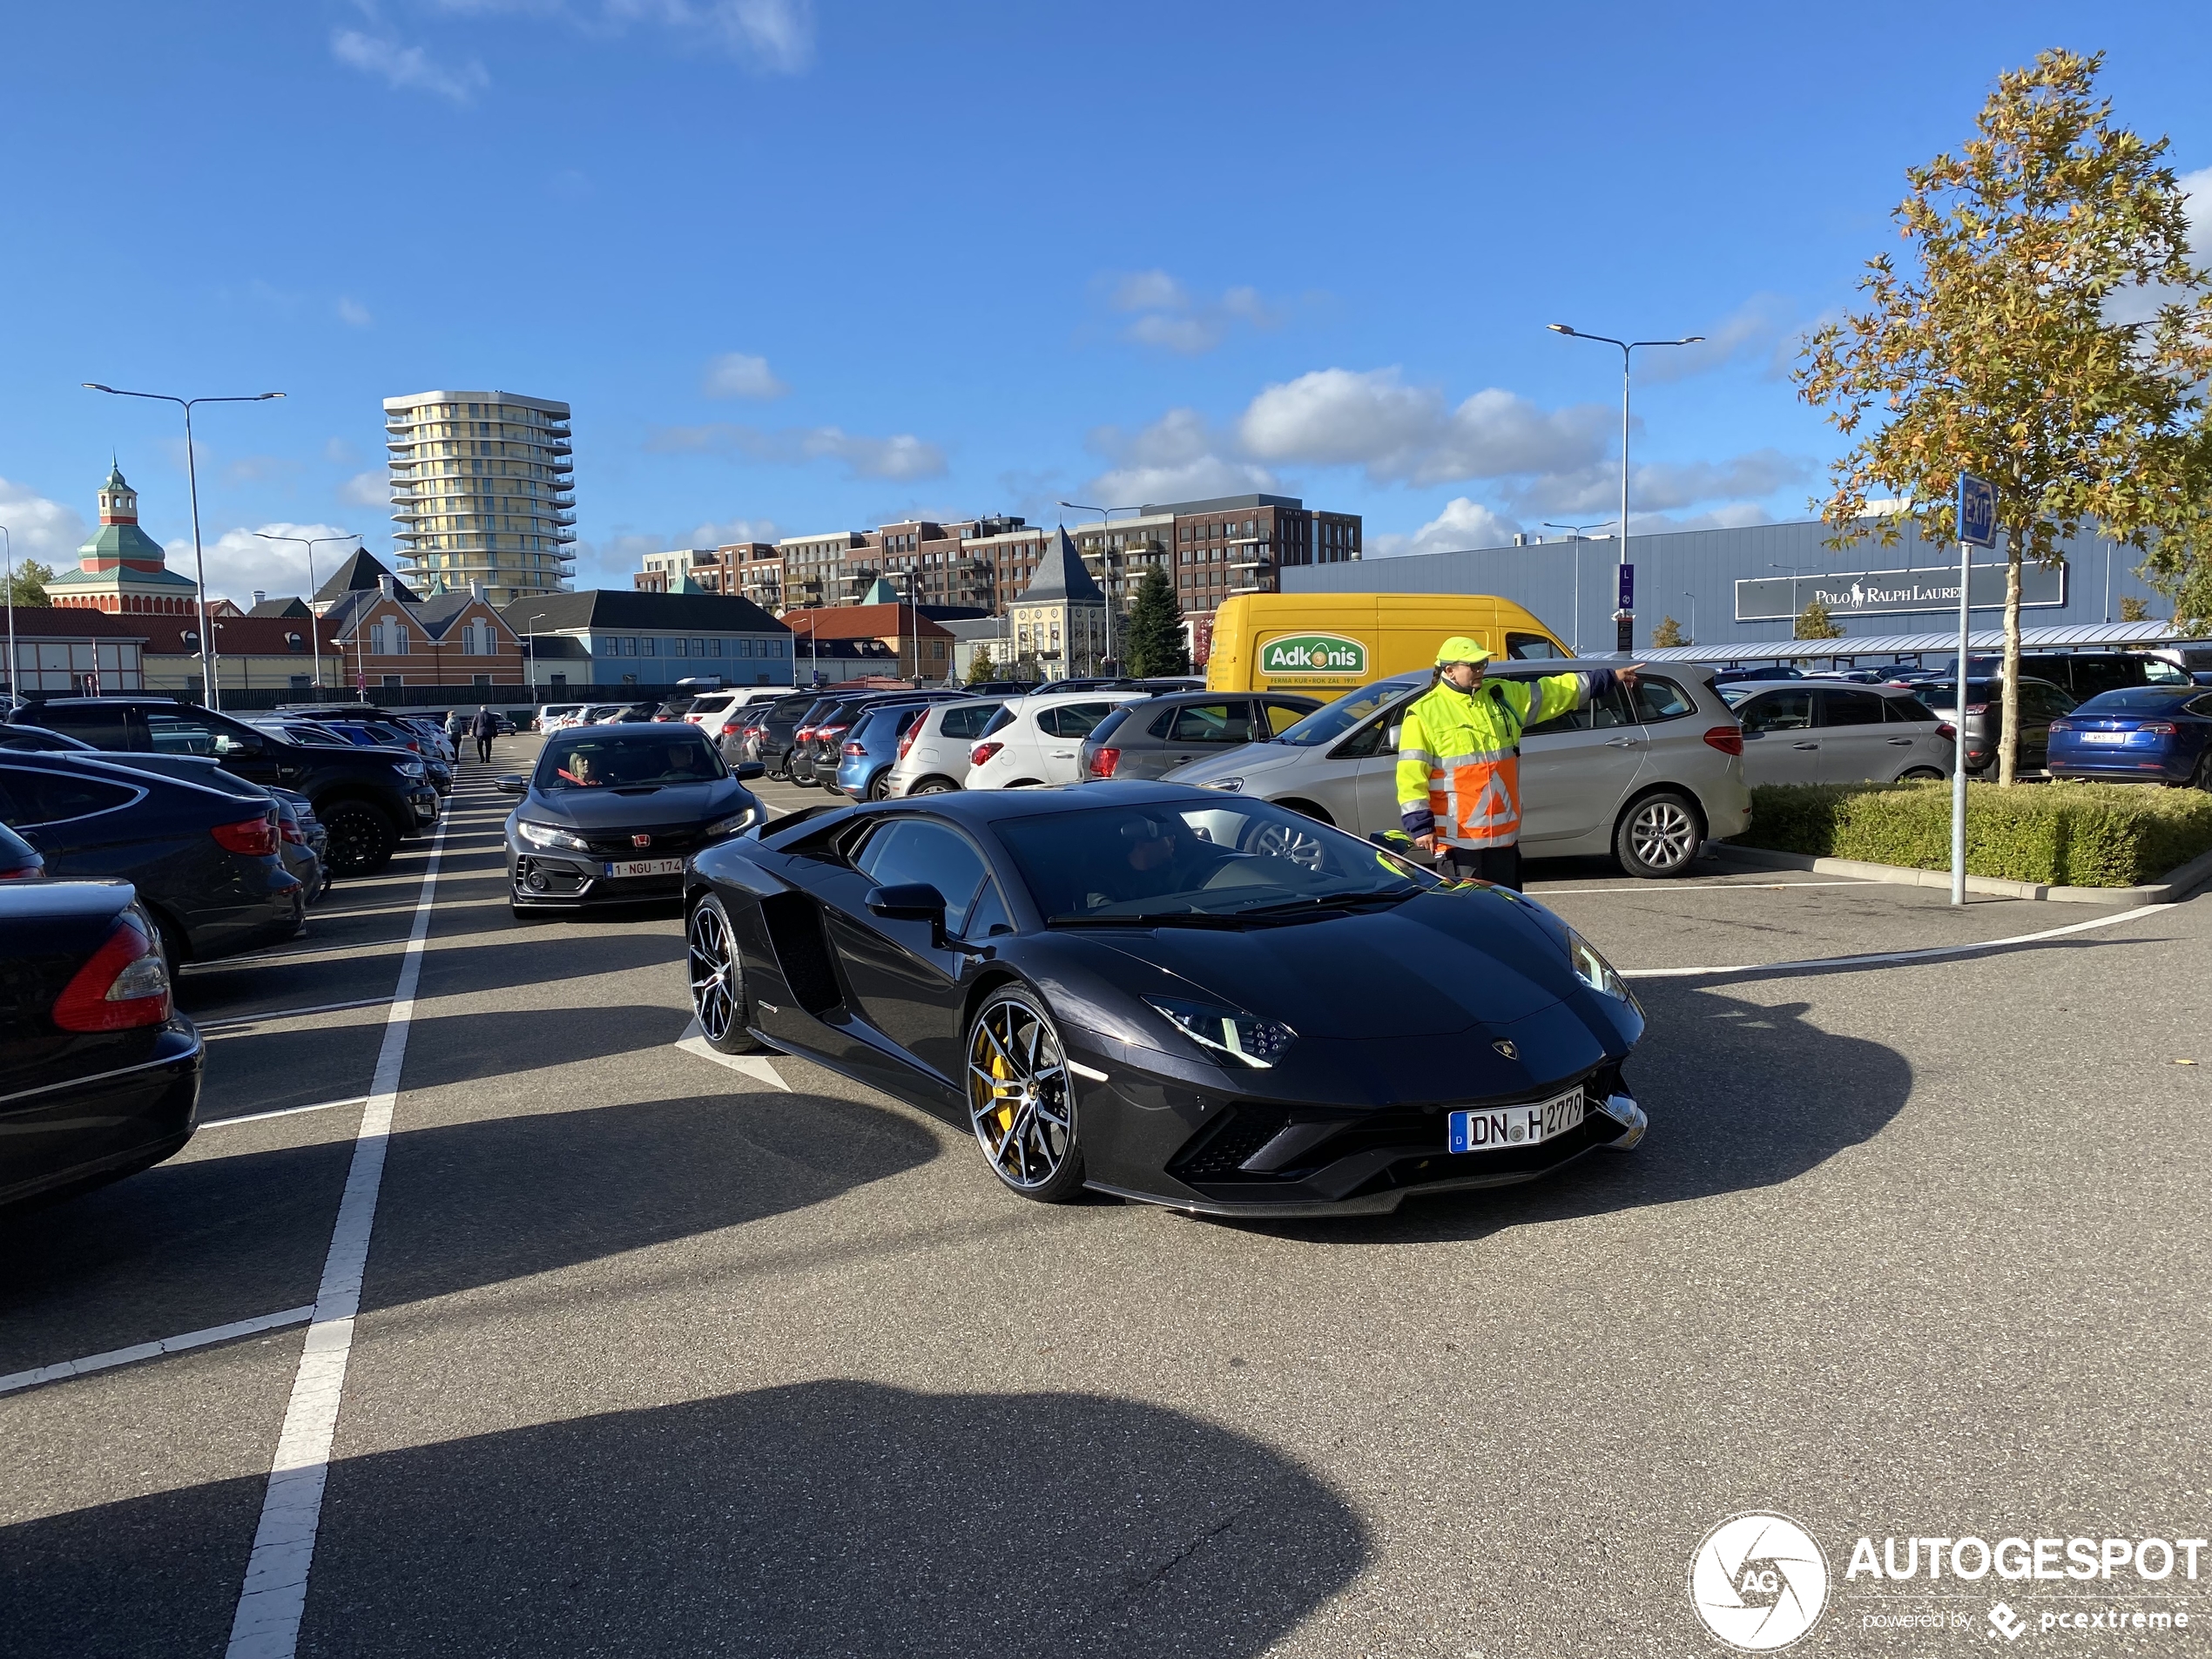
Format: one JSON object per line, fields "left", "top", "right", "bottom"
{"left": 1952, "top": 474, "right": 1996, "bottom": 907}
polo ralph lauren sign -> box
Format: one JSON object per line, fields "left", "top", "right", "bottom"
{"left": 1735, "top": 561, "right": 2065, "bottom": 624}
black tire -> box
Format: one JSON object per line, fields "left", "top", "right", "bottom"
{"left": 1275, "top": 798, "right": 1336, "bottom": 826}
{"left": 909, "top": 777, "right": 957, "bottom": 796}
{"left": 1613, "top": 790, "right": 1703, "bottom": 880}
{"left": 864, "top": 771, "right": 891, "bottom": 802}
{"left": 321, "top": 800, "right": 399, "bottom": 876}
{"left": 2193, "top": 751, "right": 2212, "bottom": 792}
{"left": 687, "top": 894, "right": 769, "bottom": 1055}
{"left": 965, "top": 986, "right": 1085, "bottom": 1203}
{"left": 149, "top": 908, "right": 190, "bottom": 981}
{"left": 1898, "top": 766, "right": 1946, "bottom": 781}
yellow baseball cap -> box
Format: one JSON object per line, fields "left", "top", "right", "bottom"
{"left": 1435, "top": 636, "right": 1492, "bottom": 666}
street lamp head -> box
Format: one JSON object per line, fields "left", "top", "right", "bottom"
{"left": 83, "top": 382, "right": 114, "bottom": 393}
{"left": 258, "top": 392, "right": 285, "bottom": 401}
{"left": 1680, "top": 336, "right": 1706, "bottom": 345}
{"left": 1547, "top": 324, "right": 1575, "bottom": 335}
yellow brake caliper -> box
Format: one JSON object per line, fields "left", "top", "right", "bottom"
{"left": 988, "top": 1040, "right": 1018, "bottom": 1138}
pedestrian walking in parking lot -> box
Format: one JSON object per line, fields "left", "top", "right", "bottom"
{"left": 471, "top": 705, "right": 498, "bottom": 764}
{"left": 1397, "top": 637, "right": 1641, "bottom": 890}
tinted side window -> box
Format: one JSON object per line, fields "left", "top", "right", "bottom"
{"left": 24, "top": 705, "right": 132, "bottom": 749}
{"left": 1884, "top": 695, "right": 1939, "bottom": 723}
{"left": 1634, "top": 678, "right": 1695, "bottom": 722}
{"left": 1261, "top": 700, "right": 1313, "bottom": 736}
{"left": 1522, "top": 682, "right": 1635, "bottom": 737}
{"left": 0, "top": 767, "right": 141, "bottom": 826}
{"left": 1740, "top": 691, "right": 1814, "bottom": 732}
{"left": 962, "top": 879, "right": 1014, "bottom": 941}
{"left": 1819, "top": 689, "right": 1886, "bottom": 728}
{"left": 1164, "top": 702, "right": 1254, "bottom": 744}
{"left": 853, "top": 819, "right": 988, "bottom": 934}
{"left": 1506, "top": 632, "right": 1565, "bottom": 660}
{"left": 1038, "top": 702, "right": 1115, "bottom": 739}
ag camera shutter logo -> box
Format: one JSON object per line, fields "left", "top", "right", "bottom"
{"left": 1689, "top": 1513, "right": 1831, "bottom": 1651}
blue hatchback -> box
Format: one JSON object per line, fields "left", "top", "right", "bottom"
{"left": 832, "top": 702, "right": 936, "bottom": 800}
{"left": 2047, "top": 686, "right": 2212, "bottom": 786}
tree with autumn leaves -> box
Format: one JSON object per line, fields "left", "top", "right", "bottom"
{"left": 1797, "top": 49, "right": 2212, "bottom": 784}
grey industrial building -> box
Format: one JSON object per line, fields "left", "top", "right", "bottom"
{"left": 1282, "top": 516, "right": 2168, "bottom": 659}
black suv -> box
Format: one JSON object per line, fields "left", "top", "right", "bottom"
{"left": 8, "top": 698, "right": 437, "bottom": 875}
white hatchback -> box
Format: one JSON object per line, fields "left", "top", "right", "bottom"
{"left": 881, "top": 698, "right": 1009, "bottom": 795}
{"left": 962, "top": 690, "right": 1151, "bottom": 790}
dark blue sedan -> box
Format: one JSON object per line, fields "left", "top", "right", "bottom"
{"left": 2047, "top": 687, "right": 2212, "bottom": 787}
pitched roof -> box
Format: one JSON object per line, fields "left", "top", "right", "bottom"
{"left": 0, "top": 607, "right": 151, "bottom": 639}
{"left": 138, "top": 615, "right": 342, "bottom": 655}
{"left": 248, "top": 596, "right": 315, "bottom": 618}
{"left": 780, "top": 603, "right": 953, "bottom": 641}
{"left": 413, "top": 590, "right": 512, "bottom": 641}
{"left": 495, "top": 589, "right": 786, "bottom": 635}
{"left": 856, "top": 577, "right": 900, "bottom": 605}
{"left": 1020, "top": 525, "right": 1104, "bottom": 604}
{"left": 314, "top": 547, "right": 416, "bottom": 604}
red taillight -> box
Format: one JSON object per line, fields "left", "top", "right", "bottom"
{"left": 1936, "top": 722, "right": 1957, "bottom": 740}
{"left": 1965, "top": 703, "right": 1988, "bottom": 715}
{"left": 971, "top": 740, "right": 1004, "bottom": 766}
{"left": 211, "top": 813, "right": 279, "bottom": 858}
{"left": 843, "top": 740, "right": 866, "bottom": 756}
{"left": 796, "top": 726, "right": 816, "bottom": 742}
{"left": 897, "top": 729, "right": 918, "bottom": 760}
{"left": 280, "top": 817, "right": 307, "bottom": 845}
{"left": 53, "top": 918, "right": 171, "bottom": 1032}
{"left": 1089, "top": 747, "right": 1121, "bottom": 778}
{"left": 1702, "top": 725, "right": 1743, "bottom": 756}
{"left": 2140, "top": 723, "right": 2178, "bottom": 736}
{"left": 0, "top": 861, "right": 40, "bottom": 880}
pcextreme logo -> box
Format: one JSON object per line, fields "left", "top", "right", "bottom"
{"left": 1258, "top": 632, "right": 1367, "bottom": 678}
{"left": 1689, "top": 1513, "right": 1831, "bottom": 1651}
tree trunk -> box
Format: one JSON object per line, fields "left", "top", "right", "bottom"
{"left": 1998, "top": 548, "right": 2024, "bottom": 786}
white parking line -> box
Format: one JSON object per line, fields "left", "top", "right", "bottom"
{"left": 1531, "top": 880, "right": 1872, "bottom": 896}
{"left": 225, "top": 813, "right": 448, "bottom": 1659}
{"left": 673, "top": 1019, "right": 791, "bottom": 1090}
{"left": 1620, "top": 902, "right": 2167, "bottom": 980}
{"left": 0, "top": 1305, "right": 316, "bottom": 1397}
{"left": 202, "top": 1096, "right": 371, "bottom": 1130}
{"left": 196, "top": 998, "right": 395, "bottom": 1035}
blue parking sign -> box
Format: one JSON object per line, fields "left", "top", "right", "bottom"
{"left": 1957, "top": 473, "right": 1997, "bottom": 549}
{"left": 1616, "top": 563, "right": 1635, "bottom": 610}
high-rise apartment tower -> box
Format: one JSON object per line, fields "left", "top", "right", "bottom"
{"left": 383, "top": 389, "right": 576, "bottom": 605}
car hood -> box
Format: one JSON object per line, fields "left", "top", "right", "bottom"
{"left": 1159, "top": 741, "right": 1301, "bottom": 786}
{"left": 523, "top": 778, "right": 746, "bottom": 828}
{"left": 1085, "top": 887, "right": 1583, "bottom": 1038}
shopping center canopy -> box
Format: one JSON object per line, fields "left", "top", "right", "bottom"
{"left": 1635, "top": 620, "right": 2191, "bottom": 664}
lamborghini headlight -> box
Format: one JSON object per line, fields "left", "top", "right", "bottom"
{"left": 516, "top": 819, "right": 591, "bottom": 852}
{"left": 1566, "top": 928, "right": 1629, "bottom": 1001}
{"left": 1145, "top": 995, "right": 1297, "bottom": 1069}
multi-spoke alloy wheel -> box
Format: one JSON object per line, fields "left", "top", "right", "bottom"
{"left": 966, "top": 988, "right": 1085, "bottom": 1202}
{"left": 1615, "top": 791, "right": 1702, "bottom": 879}
{"left": 1244, "top": 817, "right": 1326, "bottom": 871}
{"left": 687, "top": 895, "right": 765, "bottom": 1055}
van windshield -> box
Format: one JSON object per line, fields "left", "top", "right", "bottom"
{"left": 1271, "top": 675, "right": 1427, "bottom": 747}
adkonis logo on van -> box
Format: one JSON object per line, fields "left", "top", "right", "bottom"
{"left": 1260, "top": 633, "right": 1368, "bottom": 678}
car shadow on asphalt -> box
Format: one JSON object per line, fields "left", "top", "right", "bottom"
{"left": 0, "top": 1381, "right": 1368, "bottom": 1659}
{"left": 1241, "top": 979, "right": 1915, "bottom": 1246}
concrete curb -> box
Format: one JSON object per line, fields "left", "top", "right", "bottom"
{"left": 1708, "top": 840, "right": 2212, "bottom": 908}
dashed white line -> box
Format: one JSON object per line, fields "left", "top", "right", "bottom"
{"left": 196, "top": 997, "right": 395, "bottom": 1035}
{"left": 1619, "top": 902, "right": 2168, "bottom": 980}
{"left": 225, "top": 812, "right": 448, "bottom": 1659}
{"left": 0, "top": 1305, "right": 316, "bottom": 1398}
{"left": 203, "top": 1096, "right": 371, "bottom": 1130}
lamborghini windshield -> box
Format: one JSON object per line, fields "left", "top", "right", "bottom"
{"left": 996, "top": 799, "right": 1435, "bottom": 924}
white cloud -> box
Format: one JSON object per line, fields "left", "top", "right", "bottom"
{"left": 1238, "top": 368, "right": 1613, "bottom": 487}
{"left": 1368, "top": 498, "right": 1523, "bottom": 559}
{"left": 436, "top": 0, "right": 814, "bottom": 72}
{"left": 644, "top": 423, "right": 947, "bottom": 481}
{"left": 689, "top": 515, "right": 779, "bottom": 545}
{"left": 174, "top": 523, "right": 362, "bottom": 609}
{"left": 2106, "top": 165, "right": 2212, "bottom": 326}
{"left": 1104, "top": 269, "right": 1291, "bottom": 355}
{"left": 339, "top": 470, "right": 389, "bottom": 507}
{"left": 1507, "top": 448, "right": 1811, "bottom": 516}
{"left": 332, "top": 30, "right": 490, "bottom": 103}
{"left": 0, "top": 477, "right": 89, "bottom": 567}
{"left": 336, "top": 296, "right": 374, "bottom": 327}
{"left": 325, "top": 437, "right": 361, "bottom": 464}
{"left": 701, "top": 351, "right": 788, "bottom": 400}
{"left": 1631, "top": 293, "right": 1797, "bottom": 384}
{"left": 224, "top": 455, "right": 304, "bottom": 486}
{"left": 1081, "top": 408, "right": 1278, "bottom": 505}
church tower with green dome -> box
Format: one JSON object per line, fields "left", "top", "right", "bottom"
{"left": 46, "top": 461, "right": 202, "bottom": 615}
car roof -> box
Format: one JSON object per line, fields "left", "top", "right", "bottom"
{"left": 788, "top": 779, "right": 1229, "bottom": 834}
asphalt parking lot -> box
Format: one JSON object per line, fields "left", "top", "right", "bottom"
{"left": 4, "top": 734, "right": 2208, "bottom": 1658}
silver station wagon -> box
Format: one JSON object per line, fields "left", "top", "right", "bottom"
{"left": 1163, "top": 662, "right": 1751, "bottom": 878}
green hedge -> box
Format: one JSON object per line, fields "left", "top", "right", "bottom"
{"left": 1738, "top": 780, "right": 2212, "bottom": 887}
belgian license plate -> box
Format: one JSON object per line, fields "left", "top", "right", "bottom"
{"left": 603, "top": 857, "right": 685, "bottom": 878}
{"left": 2082, "top": 731, "right": 2128, "bottom": 744}
{"left": 1449, "top": 1089, "right": 1585, "bottom": 1154}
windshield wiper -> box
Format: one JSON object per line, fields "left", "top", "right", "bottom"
{"left": 1046, "top": 911, "right": 1253, "bottom": 929}
{"left": 1233, "top": 889, "right": 1420, "bottom": 918}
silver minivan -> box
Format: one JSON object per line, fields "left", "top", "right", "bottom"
{"left": 1163, "top": 661, "right": 1751, "bottom": 878}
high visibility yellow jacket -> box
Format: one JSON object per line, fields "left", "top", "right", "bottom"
{"left": 1396, "top": 671, "right": 1614, "bottom": 849}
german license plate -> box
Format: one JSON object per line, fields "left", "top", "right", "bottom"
{"left": 603, "top": 857, "right": 685, "bottom": 877}
{"left": 2081, "top": 731, "right": 2128, "bottom": 744}
{"left": 1448, "top": 1089, "right": 1585, "bottom": 1153}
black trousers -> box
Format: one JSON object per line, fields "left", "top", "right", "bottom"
{"left": 475, "top": 735, "right": 493, "bottom": 762}
{"left": 1443, "top": 844, "right": 1522, "bottom": 891}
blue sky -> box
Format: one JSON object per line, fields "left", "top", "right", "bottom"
{"left": 3, "top": 1, "right": 2207, "bottom": 605}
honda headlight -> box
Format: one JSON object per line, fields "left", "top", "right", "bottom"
{"left": 516, "top": 819, "right": 591, "bottom": 852}
{"left": 1566, "top": 928, "right": 1628, "bottom": 1001}
{"left": 1145, "top": 995, "right": 1296, "bottom": 1069}
{"left": 705, "top": 807, "right": 758, "bottom": 837}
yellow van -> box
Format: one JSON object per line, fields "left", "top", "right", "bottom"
{"left": 1204, "top": 593, "right": 1572, "bottom": 693}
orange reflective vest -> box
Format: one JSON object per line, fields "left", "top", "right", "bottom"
{"left": 1395, "top": 673, "right": 1596, "bottom": 850}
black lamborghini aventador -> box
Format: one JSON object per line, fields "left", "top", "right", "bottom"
{"left": 684, "top": 782, "right": 1648, "bottom": 1217}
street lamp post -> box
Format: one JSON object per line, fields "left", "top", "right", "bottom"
{"left": 1542, "top": 519, "right": 1615, "bottom": 657}
{"left": 1, "top": 527, "right": 15, "bottom": 709}
{"left": 253, "top": 530, "right": 355, "bottom": 697}
{"left": 1682, "top": 590, "right": 1697, "bottom": 645}
{"left": 83, "top": 383, "right": 284, "bottom": 710}
{"left": 1059, "top": 500, "right": 1140, "bottom": 675}
{"left": 1545, "top": 327, "right": 1703, "bottom": 653}
{"left": 526, "top": 612, "right": 548, "bottom": 698}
